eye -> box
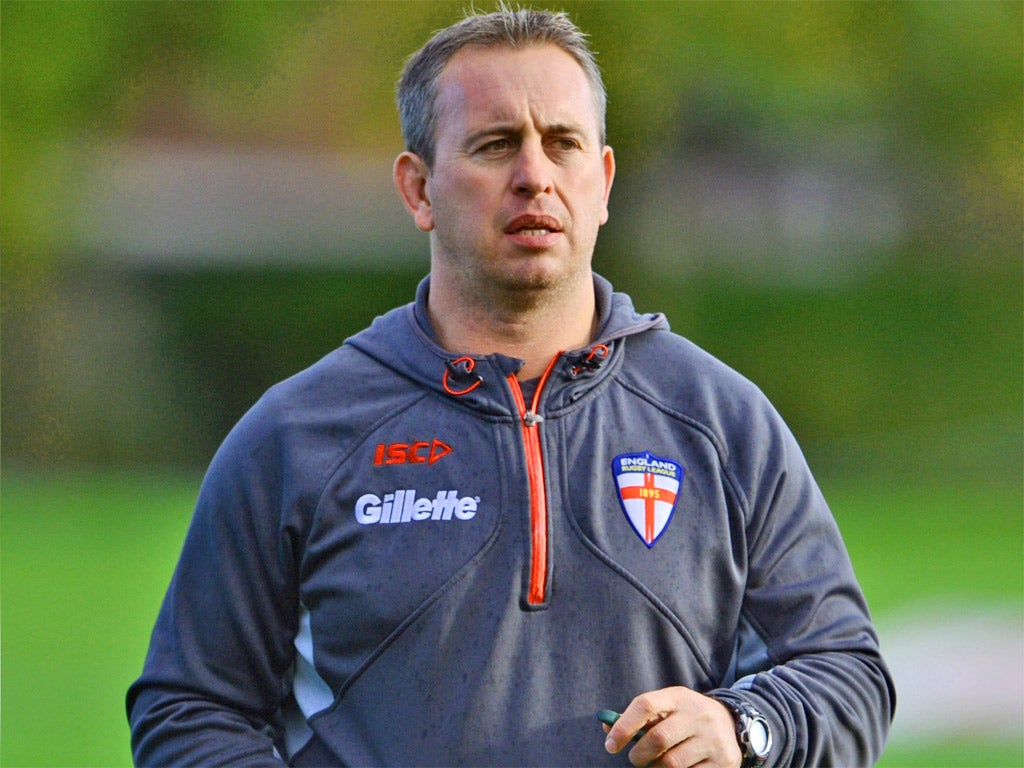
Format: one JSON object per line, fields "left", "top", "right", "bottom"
{"left": 478, "top": 137, "right": 513, "bottom": 154}
{"left": 549, "top": 137, "right": 581, "bottom": 153}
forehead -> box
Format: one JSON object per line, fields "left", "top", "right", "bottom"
{"left": 434, "top": 44, "right": 600, "bottom": 139}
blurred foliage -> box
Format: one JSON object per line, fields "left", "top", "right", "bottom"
{"left": 122, "top": 264, "right": 1019, "bottom": 476}
{"left": 138, "top": 266, "right": 427, "bottom": 464}
{"left": 613, "top": 269, "right": 1021, "bottom": 478}
{"left": 4, "top": 0, "right": 1020, "bottom": 263}
{"left": 1, "top": 1, "right": 1021, "bottom": 469}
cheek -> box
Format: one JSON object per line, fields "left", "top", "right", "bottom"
{"left": 574, "top": 176, "right": 612, "bottom": 225}
{"left": 430, "top": 179, "right": 496, "bottom": 243}
{"left": 436, "top": 168, "right": 489, "bottom": 204}
{"left": 450, "top": 177, "right": 504, "bottom": 226}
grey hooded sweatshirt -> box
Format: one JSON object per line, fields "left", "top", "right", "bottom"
{"left": 128, "top": 275, "right": 894, "bottom": 766}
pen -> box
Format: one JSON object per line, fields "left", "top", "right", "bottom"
{"left": 596, "top": 709, "right": 646, "bottom": 743}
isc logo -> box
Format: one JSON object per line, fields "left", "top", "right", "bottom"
{"left": 374, "top": 439, "right": 452, "bottom": 466}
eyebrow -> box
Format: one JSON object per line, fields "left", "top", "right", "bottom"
{"left": 462, "top": 121, "right": 589, "bottom": 150}
{"left": 544, "top": 122, "right": 588, "bottom": 139}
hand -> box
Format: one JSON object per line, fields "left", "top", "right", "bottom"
{"left": 602, "top": 686, "right": 741, "bottom": 768}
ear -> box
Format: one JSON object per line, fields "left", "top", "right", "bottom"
{"left": 598, "top": 145, "right": 616, "bottom": 226}
{"left": 394, "top": 151, "right": 434, "bottom": 232}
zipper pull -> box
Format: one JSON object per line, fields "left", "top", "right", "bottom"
{"left": 508, "top": 352, "right": 561, "bottom": 427}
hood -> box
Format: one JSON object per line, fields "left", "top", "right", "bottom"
{"left": 345, "top": 273, "right": 668, "bottom": 416}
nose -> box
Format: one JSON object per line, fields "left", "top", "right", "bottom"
{"left": 511, "top": 139, "right": 553, "bottom": 197}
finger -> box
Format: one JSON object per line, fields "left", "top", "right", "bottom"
{"left": 650, "top": 750, "right": 722, "bottom": 768}
{"left": 642, "top": 709, "right": 741, "bottom": 768}
{"left": 643, "top": 735, "right": 707, "bottom": 768}
{"left": 604, "top": 711, "right": 656, "bottom": 754}
{"left": 627, "top": 716, "right": 695, "bottom": 767}
{"left": 607, "top": 689, "right": 684, "bottom": 754}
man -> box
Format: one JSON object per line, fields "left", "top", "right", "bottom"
{"left": 128, "top": 7, "right": 895, "bottom": 767}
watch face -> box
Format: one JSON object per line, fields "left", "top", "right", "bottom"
{"left": 749, "top": 720, "right": 770, "bottom": 755}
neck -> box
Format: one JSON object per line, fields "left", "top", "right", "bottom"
{"left": 427, "top": 274, "right": 597, "bottom": 380}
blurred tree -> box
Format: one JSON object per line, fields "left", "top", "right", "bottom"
{"left": 2, "top": 1, "right": 1019, "bottom": 468}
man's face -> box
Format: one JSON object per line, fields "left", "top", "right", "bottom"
{"left": 410, "top": 44, "right": 615, "bottom": 302}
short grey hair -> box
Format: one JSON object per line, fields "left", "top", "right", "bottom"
{"left": 397, "top": 4, "right": 607, "bottom": 167}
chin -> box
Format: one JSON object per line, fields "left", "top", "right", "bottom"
{"left": 493, "top": 260, "right": 587, "bottom": 302}
{"left": 498, "top": 260, "right": 566, "bottom": 289}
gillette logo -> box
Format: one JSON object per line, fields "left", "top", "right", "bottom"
{"left": 355, "top": 489, "right": 479, "bottom": 525}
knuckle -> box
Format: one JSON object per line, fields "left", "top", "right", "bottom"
{"left": 633, "top": 692, "right": 659, "bottom": 715}
{"left": 645, "top": 727, "right": 673, "bottom": 754}
{"left": 657, "top": 750, "right": 687, "bottom": 768}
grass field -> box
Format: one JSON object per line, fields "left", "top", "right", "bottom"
{"left": 1, "top": 469, "right": 1021, "bottom": 767}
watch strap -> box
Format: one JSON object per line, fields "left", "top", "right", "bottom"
{"left": 717, "top": 697, "right": 772, "bottom": 768}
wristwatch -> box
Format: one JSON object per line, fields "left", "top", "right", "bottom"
{"left": 721, "top": 699, "right": 772, "bottom": 768}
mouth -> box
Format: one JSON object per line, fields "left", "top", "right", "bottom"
{"left": 503, "top": 214, "right": 563, "bottom": 237}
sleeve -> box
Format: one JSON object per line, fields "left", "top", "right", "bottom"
{"left": 708, "top": 400, "right": 896, "bottom": 767}
{"left": 126, "top": 404, "right": 301, "bottom": 766}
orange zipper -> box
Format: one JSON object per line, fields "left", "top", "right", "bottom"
{"left": 507, "top": 353, "right": 561, "bottom": 606}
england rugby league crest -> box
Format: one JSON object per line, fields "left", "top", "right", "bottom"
{"left": 612, "top": 452, "right": 684, "bottom": 547}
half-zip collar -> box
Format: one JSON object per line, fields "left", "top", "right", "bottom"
{"left": 345, "top": 273, "right": 668, "bottom": 417}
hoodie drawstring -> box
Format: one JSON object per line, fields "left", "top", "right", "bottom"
{"left": 443, "top": 356, "right": 484, "bottom": 396}
{"left": 569, "top": 344, "right": 610, "bottom": 378}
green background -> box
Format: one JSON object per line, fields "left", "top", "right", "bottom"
{"left": 3, "top": 473, "right": 1020, "bottom": 766}
{"left": 2, "top": 1, "right": 1021, "bottom": 765}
